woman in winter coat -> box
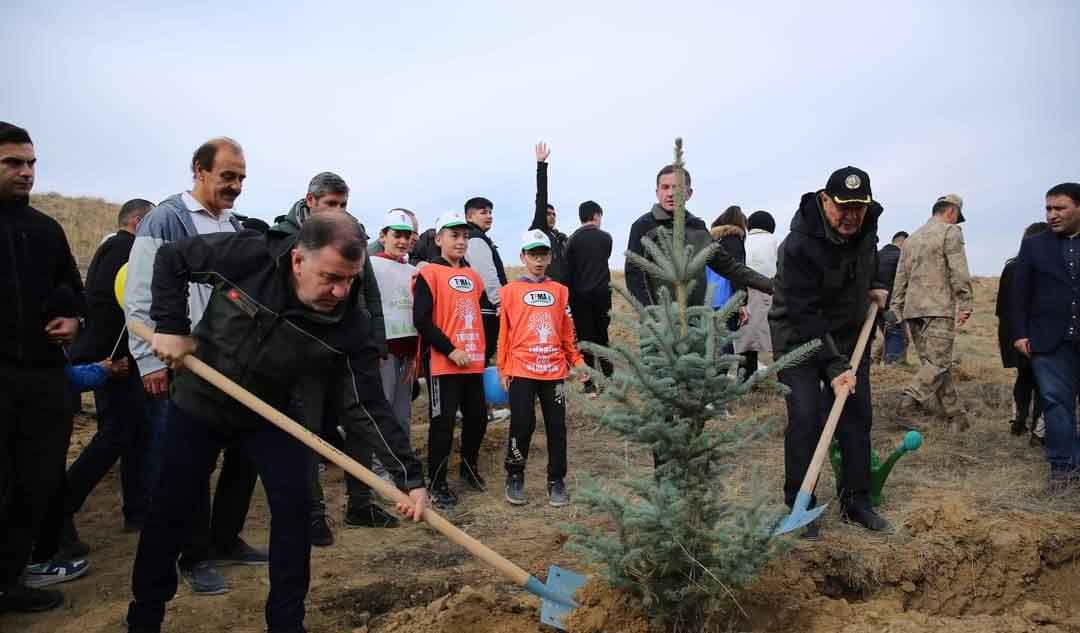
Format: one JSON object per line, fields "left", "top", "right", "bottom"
{"left": 997, "top": 221, "right": 1049, "bottom": 444}
{"left": 734, "top": 210, "right": 778, "bottom": 376}
{"left": 708, "top": 206, "right": 749, "bottom": 363}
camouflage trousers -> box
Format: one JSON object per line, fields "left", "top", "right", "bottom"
{"left": 904, "top": 316, "right": 962, "bottom": 416}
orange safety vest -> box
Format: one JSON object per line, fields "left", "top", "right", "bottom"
{"left": 417, "top": 263, "right": 486, "bottom": 376}
{"left": 497, "top": 279, "right": 583, "bottom": 380}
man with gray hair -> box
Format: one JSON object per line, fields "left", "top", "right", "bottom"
{"left": 125, "top": 137, "right": 266, "bottom": 596}
{"left": 126, "top": 212, "right": 427, "bottom": 633}
{"left": 273, "top": 173, "right": 393, "bottom": 546}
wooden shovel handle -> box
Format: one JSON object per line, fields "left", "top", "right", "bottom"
{"left": 129, "top": 320, "right": 531, "bottom": 587}
{"left": 798, "top": 304, "right": 880, "bottom": 494}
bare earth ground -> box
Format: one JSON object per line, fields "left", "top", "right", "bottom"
{"left": 7, "top": 276, "right": 1079, "bottom": 633}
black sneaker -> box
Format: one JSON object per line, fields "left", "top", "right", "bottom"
{"left": 209, "top": 539, "right": 268, "bottom": 567}
{"left": 459, "top": 463, "right": 487, "bottom": 491}
{"left": 505, "top": 474, "right": 527, "bottom": 506}
{"left": 1009, "top": 419, "right": 1026, "bottom": 436}
{"left": 1031, "top": 433, "right": 1046, "bottom": 448}
{"left": 547, "top": 479, "right": 570, "bottom": 507}
{"left": 841, "top": 505, "right": 893, "bottom": 533}
{"left": 178, "top": 561, "right": 228, "bottom": 595}
{"left": 583, "top": 380, "right": 597, "bottom": 395}
{"left": 430, "top": 483, "right": 459, "bottom": 509}
{"left": 0, "top": 585, "right": 64, "bottom": 613}
{"left": 800, "top": 519, "right": 821, "bottom": 540}
{"left": 311, "top": 515, "right": 335, "bottom": 546}
{"left": 345, "top": 504, "right": 400, "bottom": 528}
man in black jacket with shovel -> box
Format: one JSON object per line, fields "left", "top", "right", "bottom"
{"left": 769, "top": 166, "right": 891, "bottom": 539}
{"left": 126, "top": 213, "right": 427, "bottom": 633}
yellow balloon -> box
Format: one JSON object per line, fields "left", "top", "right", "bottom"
{"left": 114, "top": 263, "right": 128, "bottom": 307}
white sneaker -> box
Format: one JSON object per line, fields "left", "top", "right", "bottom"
{"left": 489, "top": 408, "right": 511, "bottom": 423}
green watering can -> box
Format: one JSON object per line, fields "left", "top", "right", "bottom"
{"left": 829, "top": 431, "right": 923, "bottom": 506}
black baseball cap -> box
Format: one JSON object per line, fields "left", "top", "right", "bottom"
{"left": 825, "top": 166, "right": 872, "bottom": 205}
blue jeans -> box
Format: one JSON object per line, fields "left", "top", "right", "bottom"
{"left": 1031, "top": 342, "right": 1080, "bottom": 473}
{"left": 883, "top": 322, "right": 907, "bottom": 364}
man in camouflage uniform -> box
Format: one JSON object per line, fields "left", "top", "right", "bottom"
{"left": 892, "top": 194, "right": 974, "bottom": 430}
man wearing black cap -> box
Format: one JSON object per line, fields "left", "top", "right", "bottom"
{"left": 769, "top": 166, "right": 891, "bottom": 537}
{"left": 891, "top": 194, "right": 973, "bottom": 431}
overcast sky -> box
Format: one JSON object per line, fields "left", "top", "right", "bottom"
{"left": 5, "top": 1, "right": 1078, "bottom": 275}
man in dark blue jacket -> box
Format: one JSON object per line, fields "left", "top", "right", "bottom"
{"left": 875, "top": 231, "right": 908, "bottom": 364}
{"left": 1011, "top": 182, "right": 1080, "bottom": 487}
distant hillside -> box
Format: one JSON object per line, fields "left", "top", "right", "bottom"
{"left": 31, "top": 192, "right": 119, "bottom": 269}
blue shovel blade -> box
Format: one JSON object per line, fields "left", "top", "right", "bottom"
{"left": 536, "top": 565, "right": 587, "bottom": 630}
{"left": 773, "top": 491, "right": 827, "bottom": 536}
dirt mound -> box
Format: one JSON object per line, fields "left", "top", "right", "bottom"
{"left": 566, "top": 579, "right": 658, "bottom": 633}
{"left": 743, "top": 496, "right": 1080, "bottom": 632}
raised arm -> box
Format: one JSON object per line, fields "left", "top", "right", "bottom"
{"left": 530, "top": 142, "right": 551, "bottom": 232}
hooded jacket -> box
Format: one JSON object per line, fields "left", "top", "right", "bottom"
{"left": 0, "top": 196, "right": 86, "bottom": 368}
{"left": 272, "top": 199, "right": 386, "bottom": 355}
{"left": 769, "top": 192, "right": 886, "bottom": 380}
{"left": 625, "top": 204, "right": 772, "bottom": 307}
{"left": 150, "top": 229, "right": 424, "bottom": 490}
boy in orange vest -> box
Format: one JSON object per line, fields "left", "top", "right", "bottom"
{"left": 413, "top": 211, "right": 488, "bottom": 509}
{"left": 498, "top": 229, "right": 585, "bottom": 507}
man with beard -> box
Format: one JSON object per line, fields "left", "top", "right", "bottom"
{"left": 769, "top": 166, "right": 892, "bottom": 538}
{"left": 125, "top": 138, "right": 265, "bottom": 595}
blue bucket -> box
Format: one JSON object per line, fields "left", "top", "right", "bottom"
{"left": 484, "top": 366, "right": 509, "bottom": 406}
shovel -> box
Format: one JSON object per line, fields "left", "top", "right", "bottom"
{"left": 773, "top": 303, "right": 879, "bottom": 536}
{"left": 129, "top": 320, "right": 585, "bottom": 629}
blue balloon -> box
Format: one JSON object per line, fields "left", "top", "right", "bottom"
{"left": 484, "top": 366, "right": 509, "bottom": 406}
{"left": 902, "top": 430, "right": 923, "bottom": 452}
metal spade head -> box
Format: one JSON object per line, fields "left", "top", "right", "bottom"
{"left": 532, "top": 565, "right": 587, "bottom": 630}
{"left": 773, "top": 490, "right": 828, "bottom": 536}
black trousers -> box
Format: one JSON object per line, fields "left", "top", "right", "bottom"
{"left": 0, "top": 362, "right": 72, "bottom": 588}
{"left": 570, "top": 291, "right": 613, "bottom": 378}
{"left": 128, "top": 402, "right": 312, "bottom": 633}
{"left": 427, "top": 372, "right": 487, "bottom": 485}
{"left": 33, "top": 368, "right": 152, "bottom": 562}
{"left": 779, "top": 353, "right": 872, "bottom": 509}
{"left": 1014, "top": 363, "right": 1044, "bottom": 426}
{"left": 180, "top": 444, "right": 258, "bottom": 566}
{"left": 505, "top": 378, "right": 568, "bottom": 480}
{"left": 482, "top": 313, "right": 500, "bottom": 364}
